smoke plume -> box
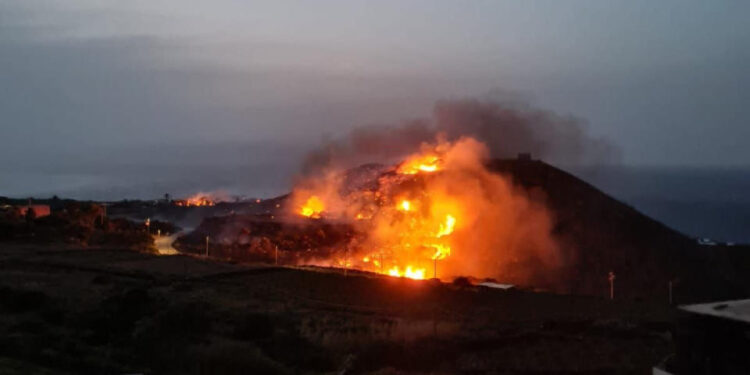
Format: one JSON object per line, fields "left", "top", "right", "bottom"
{"left": 301, "top": 95, "right": 619, "bottom": 175}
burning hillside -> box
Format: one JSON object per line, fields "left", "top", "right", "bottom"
{"left": 289, "top": 136, "right": 561, "bottom": 283}
{"left": 172, "top": 149, "right": 750, "bottom": 300}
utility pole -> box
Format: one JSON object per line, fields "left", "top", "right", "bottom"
{"left": 275, "top": 245, "right": 278, "bottom": 265}
{"left": 608, "top": 271, "right": 616, "bottom": 300}
{"left": 669, "top": 280, "right": 673, "bottom": 305}
{"left": 205, "top": 235, "right": 209, "bottom": 257}
{"left": 434, "top": 258, "right": 437, "bottom": 279}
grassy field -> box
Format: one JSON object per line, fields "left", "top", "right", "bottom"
{"left": 0, "top": 243, "right": 675, "bottom": 374}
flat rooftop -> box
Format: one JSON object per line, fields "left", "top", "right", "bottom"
{"left": 680, "top": 299, "right": 750, "bottom": 324}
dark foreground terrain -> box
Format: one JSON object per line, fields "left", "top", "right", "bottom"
{"left": 0, "top": 244, "right": 674, "bottom": 374}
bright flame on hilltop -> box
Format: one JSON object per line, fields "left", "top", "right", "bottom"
{"left": 397, "top": 154, "right": 441, "bottom": 175}
{"left": 176, "top": 195, "right": 215, "bottom": 207}
{"left": 299, "top": 196, "right": 325, "bottom": 218}
{"left": 289, "top": 136, "right": 561, "bottom": 283}
{"left": 388, "top": 266, "right": 426, "bottom": 279}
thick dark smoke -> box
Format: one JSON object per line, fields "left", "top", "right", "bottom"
{"left": 301, "top": 96, "right": 620, "bottom": 174}
{"left": 301, "top": 120, "right": 434, "bottom": 174}
{"left": 434, "top": 98, "right": 620, "bottom": 165}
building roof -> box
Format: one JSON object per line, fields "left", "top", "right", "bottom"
{"left": 478, "top": 282, "right": 515, "bottom": 290}
{"left": 680, "top": 299, "right": 750, "bottom": 324}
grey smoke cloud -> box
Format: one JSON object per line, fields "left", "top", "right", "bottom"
{"left": 301, "top": 96, "right": 621, "bottom": 175}
{"left": 434, "top": 97, "right": 621, "bottom": 165}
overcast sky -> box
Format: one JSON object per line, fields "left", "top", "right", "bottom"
{"left": 2, "top": 1, "right": 750, "bottom": 196}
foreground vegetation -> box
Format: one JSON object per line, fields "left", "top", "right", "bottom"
{"left": 0, "top": 243, "right": 674, "bottom": 374}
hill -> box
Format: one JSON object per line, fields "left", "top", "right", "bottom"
{"left": 174, "top": 159, "right": 750, "bottom": 302}
{"left": 488, "top": 159, "right": 750, "bottom": 302}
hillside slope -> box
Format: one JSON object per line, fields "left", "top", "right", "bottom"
{"left": 489, "top": 159, "right": 750, "bottom": 302}
{"left": 176, "top": 159, "right": 750, "bottom": 302}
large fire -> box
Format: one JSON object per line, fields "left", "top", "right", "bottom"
{"left": 289, "top": 137, "right": 560, "bottom": 282}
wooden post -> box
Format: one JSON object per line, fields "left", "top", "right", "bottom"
{"left": 608, "top": 271, "right": 616, "bottom": 300}
{"left": 205, "top": 236, "right": 209, "bottom": 257}
{"left": 275, "top": 245, "right": 278, "bottom": 265}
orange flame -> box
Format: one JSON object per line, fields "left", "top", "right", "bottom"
{"left": 388, "top": 266, "right": 426, "bottom": 280}
{"left": 399, "top": 200, "right": 411, "bottom": 211}
{"left": 176, "top": 194, "right": 216, "bottom": 207}
{"left": 289, "top": 136, "right": 561, "bottom": 284}
{"left": 299, "top": 195, "right": 325, "bottom": 218}
{"left": 397, "top": 154, "right": 441, "bottom": 175}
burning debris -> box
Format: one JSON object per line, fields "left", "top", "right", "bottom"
{"left": 288, "top": 136, "right": 561, "bottom": 282}
{"left": 174, "top": 196, "right": 215, "bottom": 207}
{"left": 173, "top": 191, "right": 231, "bottom": 207}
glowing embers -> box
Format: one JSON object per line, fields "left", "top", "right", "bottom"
{"left": 287, "top": 136, "right": 560, "bottom": 284}
{"left": 387, "top": 265, "right": 426, "bottom": 280}
{"left": 175, "top": 195, "right": 215, "bottom": 207}
{"left": 360, "top": 197, "right": 457, "bottom": 279}
{"left": 289, "top": 138, "right": 475, "bottom": 280}
{"left": 397, "top": 154, "right": 441, "bottom": 175}
{"left": 299, "top": 196, "right": 325, "bottom": 218}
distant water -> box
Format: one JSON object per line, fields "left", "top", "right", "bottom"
{"left": 570, "top": 166, "right": 750, "bottom": 244}
{"left": 2, "top": 164, "right": 749, "bottom": 244}
{"left": 0, "top": 164, "right": 293, "bottom": 202}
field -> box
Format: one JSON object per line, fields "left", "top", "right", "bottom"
{"left": 0, "top": 244, "right": 675, "bottom": 374}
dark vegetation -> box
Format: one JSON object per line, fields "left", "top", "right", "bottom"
{"left": 0, "top": 199, "right": 154, "bottom": 250}
{"left": 106, "top": 197, "right": 282, "bottom": 229}
{"left": 0, "top": 244, "right": 674, "bottom": 374}
{"left": 174, "top": 214, "right": 354, "bottom": 263}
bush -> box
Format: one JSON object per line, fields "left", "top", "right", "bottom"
{"left": 78, "top": 288, "right": 156, "bottom": 345}
{"left": 452, "top": 276, "right": 473, "bottom": 288}
{"left": 232, "top": 312, "right": 275, "bottom": 341}
{"left": 0, "top": 286, "right": 50, "bottom": 313}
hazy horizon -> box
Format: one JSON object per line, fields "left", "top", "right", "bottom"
{"left": 2, "top": 1, "right": 750, "bottom": 171}
{"left": 2, "top": 1, "right": 750, "bottom": 242}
